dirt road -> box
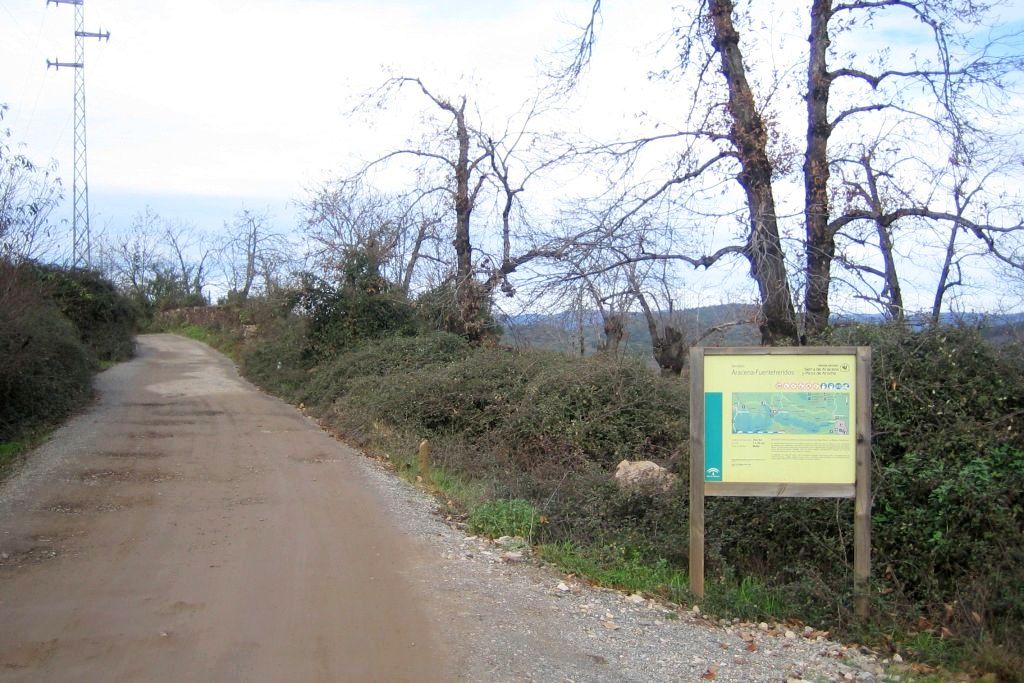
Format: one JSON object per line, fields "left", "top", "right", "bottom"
{"left": 0, "top": 334, "right": 453, "bottom": 682}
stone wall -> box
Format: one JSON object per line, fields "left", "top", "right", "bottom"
{"left": 156, "top": 305, "right": 242, "bottom": 331}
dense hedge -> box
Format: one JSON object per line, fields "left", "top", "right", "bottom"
{"left": 33, "top": 264, "right": 138, "bottom": 362}
{"left": 237, "top": 317, "right": 1023, "bottom": 674}
{"left": 0, "top": 305, "right": 93, "bottom": 441}
{"left": 0, "top": 260, "right": 137, "bottom": 444}
{"left": 836, "top": 325, "right": 1023, "bottom": 638}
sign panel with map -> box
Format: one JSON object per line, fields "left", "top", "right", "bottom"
{"left": 688, "top": 346, "right": 872, "bottom": 614}
{"left": 702, "top": 353, "right": 857, "bottom": 485}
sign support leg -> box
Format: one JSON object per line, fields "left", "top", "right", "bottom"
{"left": 854, "top": 346, "right": 872, "bottom": 619}
{"left": 689, "top": 347, "right": 706, "bottom": 599}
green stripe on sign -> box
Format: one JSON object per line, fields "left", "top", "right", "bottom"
{"left": 704, "top": 392, "right": 723, "bottom": 481}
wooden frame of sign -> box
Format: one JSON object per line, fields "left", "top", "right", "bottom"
{"left": 688, "top": 345, "right": 872, "bottom": 619}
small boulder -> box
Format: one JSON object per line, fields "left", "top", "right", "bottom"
{"left": 614, "top": 460, "right": 677, "bottom": 494}
{"left": 494, "top": 535, "right": 527, "bottom": 550}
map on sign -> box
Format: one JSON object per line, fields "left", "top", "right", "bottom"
{"left": 732, "top": 392, "right": 850, "bottom": 436}
{"left": 702, "top": 353, "right": 858, "bottom": 484}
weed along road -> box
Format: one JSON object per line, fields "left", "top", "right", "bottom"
{"left": 0, "top": 334, "right": 453, "bottom": 682}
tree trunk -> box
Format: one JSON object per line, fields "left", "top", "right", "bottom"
{"left": 653, "top": 325, "right": 688, "bottom": 377}
{"left": 452, "top": 100, "right": 473, "bottom": 289}
{"left": 803, "top": 0, "right": 835, "bottom": 337}
{"left": 860, "top": 156, "right": 905, "bottom": 322}
{"left": 450, "top": 99, "right": 484, "bottom": 338}
{"left": 600, "top": 313, "right": 626, "bottom": 356}
{"left": 709, "top": 0, "right": 799, "bottom": 345}
{"left": 932, "top": 209, "right": 964, "bottom": 326}
{"left": 632, "top": 280, "right": 688, "bottom": 375}
{"left": 240, "top": 219, "right": 257, "bottom": 301}
{"left": 400, "top": 218, "right": 430, "bottom": 293}
{"left": 876, "top": 218, "right": 904, "bottom": 322}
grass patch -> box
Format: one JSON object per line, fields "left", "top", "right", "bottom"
{"left": 468, "top": 499, "right": 542, "bottom": 541}
{"left": 703, "top": 575, "right": 789, "bottom": 622}
{"left": 538, "top": 542, "right": 791, "bottom": 623}
{"left": 0, "top": 419, "right": 70, "bottom": 480}
{"left": 538, "top": 541, "right": 689, "bottom": 603}
{"left": 170, "top": 324, "right": 241, "bottom": 360}
{"left": 0, "top": 440, "right": 26, "bottom": 476}
{"left": 426, "top": 465, "right": 488, "bottom": 511}
{"left": 378, "top": 440, "right": 490, "bottom": 514}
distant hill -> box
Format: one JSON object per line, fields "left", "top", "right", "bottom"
{"left": 500, "top": 303, "right": 760, "bottom": 358}
{"left": 503, "top": 306, "right": 1024, "bottom": 357}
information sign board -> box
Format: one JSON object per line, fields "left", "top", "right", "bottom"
{"left": 702, "top": 353, "right": 857, "bottom": 486}
{"left": 688, "top": 346, "right": 872, "bottom": 618}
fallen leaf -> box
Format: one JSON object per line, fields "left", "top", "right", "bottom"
{"left": 701, "top": 664, "right": 719, "bottom": 680}
{"left": 746, "top": 641, "right": 758, "bottom": 652}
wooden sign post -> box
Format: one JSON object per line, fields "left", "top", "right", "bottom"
{"left": 689, "top": 346, "right": 872, "bottom": 619}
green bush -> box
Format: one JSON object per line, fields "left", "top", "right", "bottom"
{"left": 294, "top": 254, "right": 418, "bottom": 360}
{"left": 240, "top": 314, "right": 312, "bottom": 401}
{"left": 33, "top": 263, "right": 137, "bottom": 362}
{"left": 0, "top": 305, "right": 92, "bottom": 441}
{"left": 415, "top": 279, "right": 502, "bottom": 342}
{"left": 832, "top": 326, "right": 1023, "bottom": 635}
{"left": 0, "top": 260, "right": 133, "bottom": 445}
{"left": 335, "top": 349, "right": 686, "bottom": 467}
{"left": 300, "top": 332, "right": 471, "bottom": 408}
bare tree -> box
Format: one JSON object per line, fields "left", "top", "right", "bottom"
{"left": 559, "top": 0, "right": 1023, "bottom": 341}
{"left": 220, "top": 209, "right": 295, "bottom": 301}
{"left": 0, "top": 105, "right": 63, "bottom": 262}
{"left": 99, "top": 207, "right": 164, "bottom": 303}
{"left": 161, "top": 221, "right": 214, "bottom": 302}
{"left": 351, "top": 77, "right": 571, "bottom": 340}
{"left": 580, "top": 270, "right": 634, "bottom": 357}
{"left": 299, "top": 178, "right": 440, "bottom": 294}
{"left": 830, "top": 125, "right": 1024, "bottom": 325}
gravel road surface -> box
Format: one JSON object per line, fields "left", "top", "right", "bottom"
{"left": 0, "top": 334, "right": 884, "bottom": 682}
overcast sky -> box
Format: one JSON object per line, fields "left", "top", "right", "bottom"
{"left": 2, "top": 1, "right": 662, "bottom": 218}
{"left": 3, "top": 1, "right": 1023, "bottom": 313}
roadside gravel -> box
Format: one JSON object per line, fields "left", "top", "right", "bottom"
{"left": 345, "top": 441, "right": 891, "bottom": 682}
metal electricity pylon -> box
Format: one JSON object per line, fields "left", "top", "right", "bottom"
{"left": 47, "top": 0, "right": 109, "bottom": 269}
